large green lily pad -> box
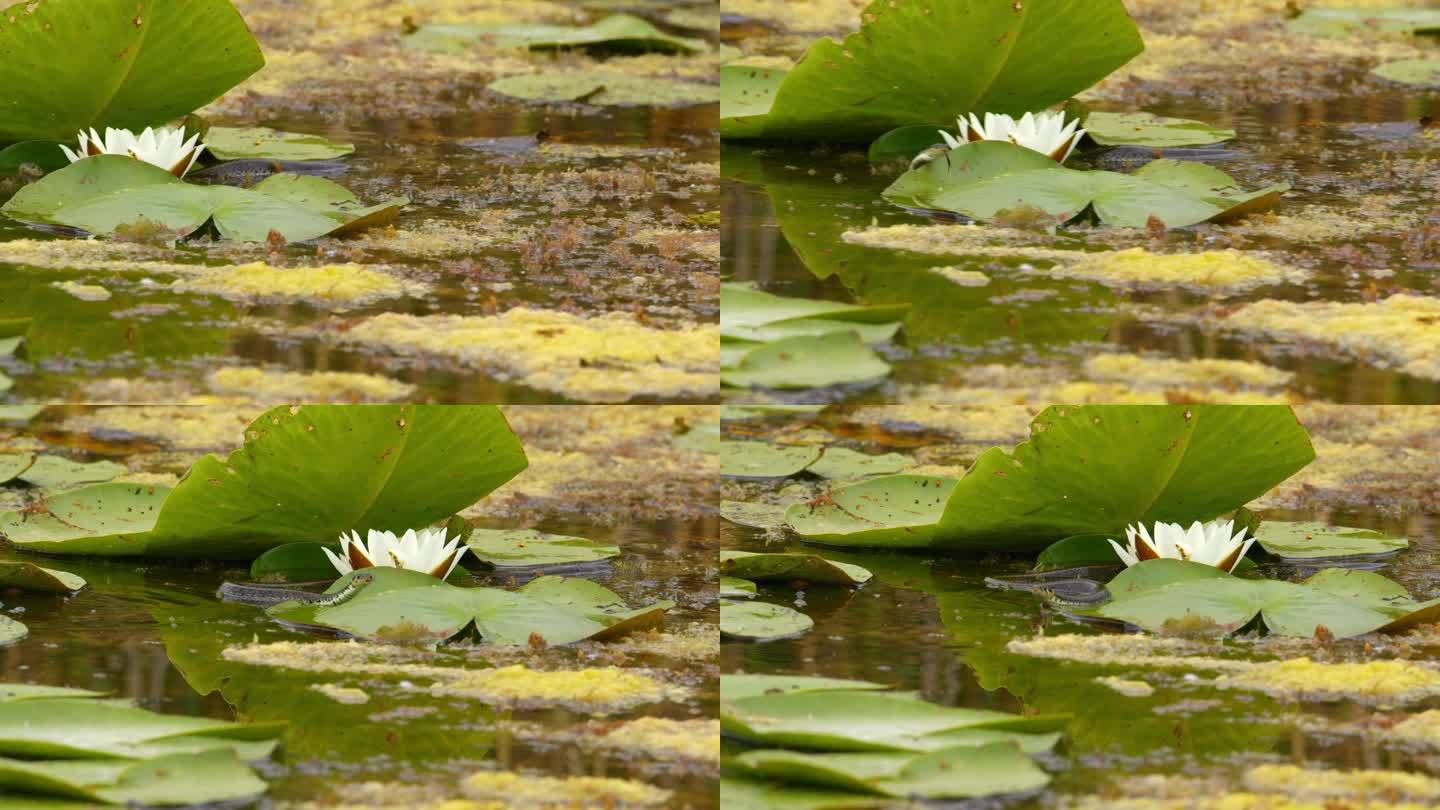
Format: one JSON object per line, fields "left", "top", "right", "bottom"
{"left": 0, "top": 142, "right": 71, "bottom": 176}
{"left": 1083, "top": 112, "right": 1236, "bottom": 147}
{"left": 0, "top": 405, "right": 528, "bottom": 558}
{"left": 787, "top": 405, "right": 1315, "bottom": 551}
{"left": 734, "top": 743, "right": 1051, "bottom": 799}
{"left": 721, "top": 284, "right": 908, "bottom": 344}
{"left": 722, "top": 332, "right": 892, "bottom": 389}
{"left": 719, "top": 0, "right": 1143, "bottom": 141}
{"left": 884, "top": 142, "right": 1287, "bottom": 228}
{"left": 722, "top": 688, "right": 1067, "bottom": 751}
{"left": 1373, "top": 59, "right": 1440, "bottom": 86}
{"left": 1285, "top": 9, "right": 1440, "bottom": 38}
{"left": 721, "top": 442, "right": 823, "bottom": 479}
{"left": 267, "top": 568, "right": 670, "bottom": 645}
{"left": 13, "top": 456, "right": 125, "bottom": 489}
{"left": 2, "top": 156, "right": 406, "bottom": 242}
{"left": 488, "top": 72, "right": 719, "bottom": 107}
{"left": 720, "top": 673, "right": 893, "bottom": 703}
{"left": 466, "top": 528, "right": 620, "bottom": 569}
{"left": 204, "top": 127, "right": 355, "bottom": 161}
{"left": 0, "top": 561, "right": 85, "bottom": 593}
{"left": 406, "top": 14, "right": 706, "bottom": 54}
{"left": 1085, "top": 560, "right": 1440, "bottom": 638}
{"left": 0, "top": 750, "right": 267, "bottom": 806}
{"left": 0, "top": 696, "right": 282, "bottom": 760}
{"left": 0, "top": 0, "right": 264, "bottom": 142}
{"left": 720, "top": 600, "right": 814, "bottom": 641}
{"left": 721, "top": 551, "right": 872, "bottom": 586}
{"left": 1254, "top": 521, "right": 1409, "bottom": 561}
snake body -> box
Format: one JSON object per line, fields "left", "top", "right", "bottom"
{"left": 217, "top": 572, "right": 374, "bottom": 608}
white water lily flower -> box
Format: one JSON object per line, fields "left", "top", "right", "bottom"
{"left": 58, "top": 126, "right": 206, "bottom": 178}
{"left": 1108, "top": 519, "right": 1256, "bottom": 573}
{"left": 323, "top": 527, "right": 468, "bottom": 579}
{"left": 936, "top": 110, "right": 1085, "bottom": 163}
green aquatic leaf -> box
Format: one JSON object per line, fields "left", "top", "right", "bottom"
{"left": 720, "top": 673, "right": 893, "bottom": 703}
{"left": 722, "top": 688, "right": 1067, "bottom": 750}
{"left": 787, "top": 405, "right": 1315, "bottom": 551}
{"left": 13, "top": 456, "right": 125, "bottom": 489}
{"left": 204, "top": 127, "right": 356, "bottom": 161}
{"left": 0, "top": 750, "right": 267, "bottom": 806}
{"left": 0, "top": 405, "right": 528, "bottom": 558}
{"left": 734, "top": 742, "right": 1051, "bottom": 799}
{"left": 1286, "top": 8, "right": 1440, "bottom": 38}
{"left": 721, "top": 333, "right": 892, "bottom": 389}
{"left": 488, "top": 72, "right": 719, "bottom": 107}
{"left": 721, "top": 550, "right": 872, "bottom": 586}
{"left": 1254, "top": 521, "right": 1409, "bottom": 561}
{"left": 0, "top": 454, "right": 31, "bottom": 484}
{"left": 884, "top": 142, "right": 1288, "bottom": 228}
{"left": 719, "top": 0, "right": 1142, "bottom": 141}
{"left": 2, "top": 156, "right": 407, "bottom": 242}
{"left": 0, "top": 0, "right": 264, "bottom": 142}
{"left": 0, "top": 685, "right": 107, "bottom": 703}
{"left": 721, "top": 284, "right": 908, "bottom": 344}
{"left": 406, "top": 13, "right": 706, "bottom": 54}
{"left": 248, "top": 542, "right": 344, "bottom": 582}
{"left": 1087, "top": 560, "right": 1440, "bottom": 638}
{"left": 0, "top": 618, "right": 24, "bottom": 646}
{"left": 720, "top": 600, "right": 814, "bottom": 641}
{"left": 721, "top": 442, "right": 823, "bottom": 479}
{"left": 0, "top": 142, "right": 70, "bottom": 176}
{"left": 465, "top": 528, "right": 620, "bottom": 569}
{"left": 868, "top": 125, "right": 952, "bottom": 165}
{"left": 1083, "top": 111, "right": 1236, "bottom": 147}
{"left": 0, "top": 696, "right": 282, "bottom": 760}
{"left": 1373, "top": 58, "right": 1440, "bottom": 86}
{"left": 1032, "top": 534, "right": 1124, "bottom": 571}
{"left": 807, "top": 447, "right": 911, "bottom": 480}
{"left": 721, "top": 577, "right": 757, "bottom": 598}
{"left": 721, "top": 773, "right": 881, "bottom": 810}
{"left": 267, "top": 568, "right": 670, "bottom": 645}
{"left": 720, "top": 500, "right": 790, "bottom": 530}
{"left": 0, "top": 561, "right": 85, "bottom": 593}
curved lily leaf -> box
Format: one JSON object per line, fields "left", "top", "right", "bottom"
{"left": 787, "top": 405, "right": 1315, "bottom": 551}
{"left": 1, "top": 156, "right": 406, "bottom": 242}
{"left": 0, "top": 0, "right": 264, "bottom": 142}
{"left": 720, "top": 0, "right": 1143, "bottom": 141}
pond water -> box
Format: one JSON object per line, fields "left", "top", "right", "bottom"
{"left": 722, "top": 79, "right": 1440, "bottom": 405}
{"left": 0, "top": 405, "right": 720, "bottom": 808}
{"left": 720, "top": 410, "right": 1440, "bottom": 806}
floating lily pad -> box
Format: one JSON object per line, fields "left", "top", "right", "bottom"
{"left": 720, "top": 673, "right": 893, "bottom": 703}
{"left": 0, "top": 696, "right": 282, "bottom": 760}
{"left": 722, "top": 688, "right": 1067, "bottom": 750}
{"left": 1285, "top": 8, "right": 1440, "bottom": 38}
{"left": 1373, "top": 59, "right": 1440, "bottom": 86}
{"left": 867, "top": 125, "right": 954, "bottom": 165}
{"left": 248, "top": 542, "right": 345, "bottom": 583}
{"left": 734, "top": 742, "right": 1051, "bottom": 799}
{"left": 0, "top": 405, "right": 528, "bottom": 558}
{"left": 14, "top": 456, "right": 125, "bottom": 489}
{"left": 884, "top": 142, "right": 1287, "bottom": 229}
{"left": 1254, "top": 521, "right": 1409, "bottom": 561}
{"left": 721, "top": 551, "right": 872, "bottom": 586}
{"left": 808, "top": 447, "right": 911, "bottom": 480}
{"left": 0, "top": 0, "right": 264, "bottom": 142}
{"left": 1083, "top": 112, "right": 1236, "bottom": 147}
{"left": 720, "top": 600, "right": 814, "bottom": 641}
{"left": 719, "top": 0, "right": 1142, "bottom": 141}
{"left": 2, "top": 156, "right": 406, "bottom": 242}
{"left": 672, "top": 422, "right": 720, "bottom": 454}
{"left": 1033, "top": 534, "right": 1124, "bottom": 571}
{"left": 0, "top": 749, "right": 267, "bottom": 806}
{"left": 721, "top": 577, "right": 757, "bottom": 598}
{"left": 721, "top": 284, "right": 908, "bottom": 344}
{"left": 721, "top": 442, "right": 822, "bottom": 479}
{"left": 204, "top": 127, "right": 355, "bottom": 161}
{"left": 488, "top": 72, "right": 719, "bottom": 107}
{"left": 0, "top": 561, "right": 85, "bottom": 593}
{"left": 721, "top": 500, "right": 792, "bottom": 531}
{"left": 0, "top": 455, "right": 32, "bottom": 484}
{"left": 407, "top": 14, "right": 706, "bottom": 54}
{"left": 0, "top": 142, "right": 70, "bottom": 176}
{"left": 0, "top": 685, "right": 107, "bottom": 703}
{"left": 267, "top": 568, "right": 670, "bottom": 646}
{"left": 0, "top": 407, "right": 41, "bottom": 424}
{"left": 786, "top": 405, "right": 1315, "bottom": 551}
{"left": 722, "top": 333, "right": 892, "bottom": 389}
{"left": 1085, "top": 560, "right": 1440, "bottom": 638}
{"left": 0, "top": 618, "right": 24, "bottom": 647}
{"left": 466, "top": 529, "right": 621, "bottom": 569}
